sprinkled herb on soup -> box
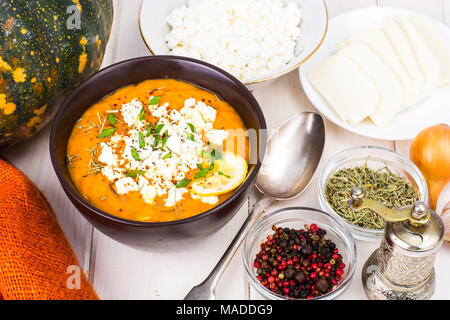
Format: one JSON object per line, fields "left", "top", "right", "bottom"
{"left": 67, "top": 79, "right": 249, "bottom": 222}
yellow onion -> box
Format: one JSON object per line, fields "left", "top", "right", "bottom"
{"left": 410, "top": 124, "right": 450, "bottom": 210}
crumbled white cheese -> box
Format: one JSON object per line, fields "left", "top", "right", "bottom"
{"left": 138, "top": 176, "right": 157, "bottom": 204}
{"left": 165, "top": 186, "right": 187, "bottom": 207}
{"left": 166, "top": 0, "right": 303, "bottom": 81}
{"left": 191, "top": 193, "right": 219, "bottom": 205}
{"left": 115, "top": 177, "right": 139, "bottom": 194}
{"left": 101, "top": 166, "right": 123, "bottom": 181}
{"left": 180, "top": 99, "right": 217, "bottom": 131}
{"left": 196, "top": 101, "right": 217, "bottom": 122}
{"left": 201, "top": 196, "right": 219, "bottom": 205}
{"left": 184, "top": 97, "right": 196, "bottom": 108}
{"left": 206, "top": 129, "right": 229, "bottom": 145}
{"left": 120, "top": 98, "right": 143, "bottom": 126}
{"left": 98, "top": 142, "right": 117, "bottom": 166}
{"left": 180, "top": 106, "right": 207, "bottom": 131}
{"left": 97, "top": 97, "right": 225, "bottom": 208}
{"left": 150, "top": 102, "right": 169, "bottom": 118}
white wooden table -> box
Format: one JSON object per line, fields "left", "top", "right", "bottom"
{"left": 2, "top": 0, "right": 449, "bottom": 300}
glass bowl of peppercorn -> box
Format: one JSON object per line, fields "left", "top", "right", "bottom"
{"left": 318, "top": 146, "right": 428, "bottom": 241}
{"left": 243, "top": 207, "right": 357, "bottom": 300}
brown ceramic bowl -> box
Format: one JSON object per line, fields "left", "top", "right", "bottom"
{"left": 49, "top": 56, "right": 266, "bottom": 246}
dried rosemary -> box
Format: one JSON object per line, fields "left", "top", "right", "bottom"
{"left": 325, "top": 165, "right": 418, "bottom": 229}
{"left": 66, "top": 154, "right": 80, "bottom": 168}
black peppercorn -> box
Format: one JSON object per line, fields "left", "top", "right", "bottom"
{"left": 279, "top": 240, "right": 288, "bottom": 249}
{"left": 301, "top": 244, "right": 313, "bottom": 256}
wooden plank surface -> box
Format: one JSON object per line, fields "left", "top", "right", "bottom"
{"left": 1, "top": 0, "right": 448, "bottom": 300}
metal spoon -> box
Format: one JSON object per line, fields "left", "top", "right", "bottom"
{"left": 184, "top": 112, "right": 325, "bottom": 299}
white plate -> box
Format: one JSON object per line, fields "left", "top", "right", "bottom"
{"left": 299, "top": 7, "right": 450, "bottom": 141}
{"left": 139, "top": 0, "right": 328, "bottom": 87}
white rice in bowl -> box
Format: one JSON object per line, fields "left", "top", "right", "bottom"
{"left": 166, "top": 0, "right": 303, "bottom": 81}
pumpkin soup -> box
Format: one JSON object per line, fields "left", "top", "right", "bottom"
{"left": 67, "top": 79, "right": 249, "bottom": 222}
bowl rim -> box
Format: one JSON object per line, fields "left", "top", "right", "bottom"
{"left": 318, "top": 145, "right": 429, "bottom": 239}
{"left": 243, "top": 206, "right": 357, "bottom": 300}
{"left": 137, "top": 0, "right": 329, "bottom": 86}
{"left": 49, "top": 55, "right": 267, "bottom": 228}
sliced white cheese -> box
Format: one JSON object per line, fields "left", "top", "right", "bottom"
{"left": 395, "top": 17, "right": 440, "bottom": 97}
{"left": 339, "top": 25, "right": 414, "bottom": 104}
{"left": 407, "top": 15, "right": 450, "bottom": 87}
{"left": 337, "top": 44, "right": 407, "bottom": 126}
{"left": 308, "top": 54, "right": 379, "bottom": 124}
{"left": 378, "top": 19, "right": 425, "bottom": 105}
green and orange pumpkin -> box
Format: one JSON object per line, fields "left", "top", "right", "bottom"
{"left": 0, "top": 0, "right": 113, "bottom": 148}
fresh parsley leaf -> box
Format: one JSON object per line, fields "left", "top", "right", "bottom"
{"left": 131, "top": 146, "right": 140, "bottom": 161}
{"left": 153, "top": 134, "right": 160, "bottom": 147}
{"left": 126, "top": 170, "right": 144, "bottom": 177}
{"left": 149, "top": 96, "right": 162, "bottom": 105}
{"left": 218, "top": 171, "right": 231, "bottom": 179}
{"left": 139, "top": 131, "right": 145, "bottom": 148}
{"left": 107, "top": 113, "right": 117, "bottom": 126}
{"left": 194, "top": 169, "right": 210, "bottom": 179}
{"left": 139, "top": 106, "right": 145, "bottom": 121}
{"left": 194, "top": 161, "right": 215, "bottom": 179}
{"left": 154, "top": 124, "right": 165, "bottom": 134}
{"left": 161, "top": 130, "right": 169, "bottom": 149}
{"left": 187, "top": 123, "right": 195, "bottom": 132}
{"left": 186, "top": 131, "right": 195, "bottom": 142}
{"left": 162, "top": 152, "right": 172, "bottom": 160}
{"left": 98, "top": 127, "right": 116, "bottom": 138}
{"left": 146, "top": 124, "right": 153, "bottom": 137}
{"left": 176, "top": 178, "right": 191, "bottom": 188}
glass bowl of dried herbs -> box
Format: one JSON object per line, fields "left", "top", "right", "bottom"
{"left": 319, "top": 146, "right": 428, "bottom": 241}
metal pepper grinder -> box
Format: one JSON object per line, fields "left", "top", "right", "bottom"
{"left": 349, "top": 187, "right": 445, "bottom": 300}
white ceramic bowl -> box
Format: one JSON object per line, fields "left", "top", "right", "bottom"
{"left": 139, "top": 0, "right": 328, "bottom": 88}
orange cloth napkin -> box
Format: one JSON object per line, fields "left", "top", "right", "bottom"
{"left": 0, "top": 158, "right": 98, "bottom": 300}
